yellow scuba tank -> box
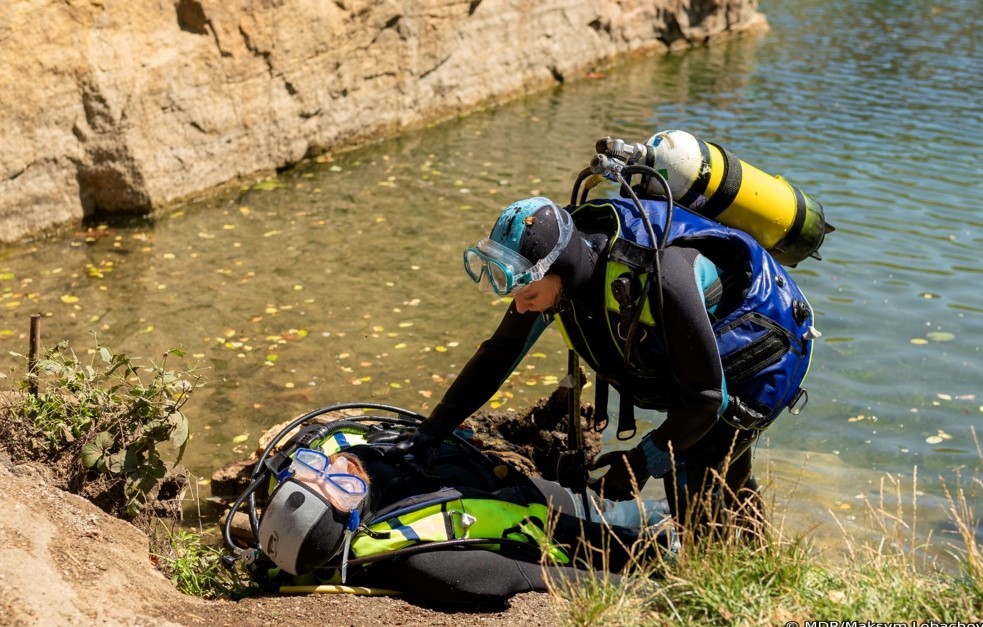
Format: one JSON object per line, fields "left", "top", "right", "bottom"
{"left": 643, "top": 130, "right": 832, "bottom": 266}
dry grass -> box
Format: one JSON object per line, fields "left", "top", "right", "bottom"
{"left": 548, "top": 433, "right": 983, "bottom": 626}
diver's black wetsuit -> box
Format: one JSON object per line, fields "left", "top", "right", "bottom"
{"left": 425, "top": 242, "right": 761, "bottom": 524}
{"left": 337, "top": 442, "right": 662, "bottom": 605}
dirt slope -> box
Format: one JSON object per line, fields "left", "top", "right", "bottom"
{"left": 0, "top": 452, "right": 558, "bottom": 626}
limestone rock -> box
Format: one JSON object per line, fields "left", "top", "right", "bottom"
{"left": 0, "top": 0, "right": 765, "bottom": 242}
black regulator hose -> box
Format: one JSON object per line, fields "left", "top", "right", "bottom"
{"left": 569, "top": 167, "right": 595, "bottom": 208}
{"left": 614, "top": 164, "right": 675, "bottom": 376}
{"left": 223, "top": 402, "right": 502, "bottom": 557}
{"left": 221, "top": 403, "right": 426, "bottom": 556}
{"left": 581, "top": 152, "right": 676, "bottom": 376}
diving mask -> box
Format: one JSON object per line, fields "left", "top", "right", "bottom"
{"left": 463, "top": 204, "right": 574, "bottom": 295}
{"left": 279, "top": 448, "right": 367, "bottom": 512}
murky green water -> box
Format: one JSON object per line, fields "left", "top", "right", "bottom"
{"left": 2, "top": 0, "right": 981, "bottom": 549}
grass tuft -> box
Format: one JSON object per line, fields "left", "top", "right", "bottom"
{"left": 550, "top": 441, "right": 983, "bottom": 626}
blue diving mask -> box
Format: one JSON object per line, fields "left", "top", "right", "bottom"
{"left": 278, "top": 448, "right": 368, "bottom": 512}
{"left": 463, "top": 203, "right": 573, "bottom": 295}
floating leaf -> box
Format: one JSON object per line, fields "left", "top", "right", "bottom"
{"left": 232, "top": 434, "right": 249, "bottom": 444}
{"left": 910, "top": 338, "right": 928, "bottom": 345}
{"left": 435, "top": 346, "right": 447, "bottom": 353}
{"left": 925, "top": 435, "right": 943, "bottom": 444}
{"left": 937, "top": 393, "right": 952, "bottom": 401}
{"left": 60, "top": 294, "right": 80, "bottom": 304}
{"left": 398, "top": 322, "right": 414, "bottom": 328}
{"left": 253, "top": 179, "right": 284, "bottom": 191}
{"left": 848, "top": 415, "right": 865, "bottom": 422}
{"left": 394, "top": 343, "right": 407, "bottom": 349}
{"left": 926, "top": 331, "right": 955, "bottom": 342}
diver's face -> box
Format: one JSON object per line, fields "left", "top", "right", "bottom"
{"left": 513, "top": 275, "right": 562, "bottom": 313}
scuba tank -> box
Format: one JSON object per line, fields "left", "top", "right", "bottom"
{"left": 639, "top": 130, "right": 832, "bottom": 266}
{"left": 565, "top": 131, "right": 825, "bottom": 442}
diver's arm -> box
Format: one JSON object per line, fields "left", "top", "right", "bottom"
{"left": 638, "top": 246, "right": 727, "bottom": 474}
{"left": 419, "top": 303, "right": 550, "bottom": 439}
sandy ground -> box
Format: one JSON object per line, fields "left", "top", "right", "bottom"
{"left": 0, "top": 458, "right": 560, "bottom": 627}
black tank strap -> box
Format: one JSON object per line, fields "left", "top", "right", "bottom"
{"left": 616, "top": 386, "right": 637, "bottom": 440}
{"left": 700, "top": 143, "right": 742, "bottom": 220}
{"left": 593, "top": 377, "right": 609, "bottom": 432}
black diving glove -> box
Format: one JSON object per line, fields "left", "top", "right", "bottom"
{"left": 588, "top": 445, "right": 651, "bottom": 501}
{"left": 588, "top": 437, "right": 675, "bottom": 500}
{"left": 384, "top": 428, "right": 440, "bottom": 466}
{"left": 385, "top": 401, "right": 464, "bottom": 465}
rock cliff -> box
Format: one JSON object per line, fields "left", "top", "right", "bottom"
{"left": 0, "top": 0, "right": 765, "bottom": 243}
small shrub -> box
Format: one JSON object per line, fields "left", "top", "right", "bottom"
{"left": 4, "top": 339, "right": 201, "bottom": 518}
{"left": 151, "top": 521, "right": 248, "bottom": 598}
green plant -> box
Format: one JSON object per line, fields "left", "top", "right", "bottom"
{"left": 151, "top": 521, "right": 248, "bottom": 598}
{"left": 11, "top": 340, "right": 200, "bottom": 517}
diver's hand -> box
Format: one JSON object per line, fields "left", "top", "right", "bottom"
{"left": 588, "top": 447, "right": 650, "bottom": 501}
{"left": 384, "top": 428, "right": 439, "bottom": 466}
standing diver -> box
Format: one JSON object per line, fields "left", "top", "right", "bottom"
{"left": 391, "top": 131, "right": 824, "bottom": 535}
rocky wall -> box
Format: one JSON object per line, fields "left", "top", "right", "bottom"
{"left": 0, "top": 0, "right": 765, "bottom": 243}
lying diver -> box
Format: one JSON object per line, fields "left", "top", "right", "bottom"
{"left": 225, "top": 405, "right": 675, "bottom": 605}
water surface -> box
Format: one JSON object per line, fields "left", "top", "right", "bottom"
{"left": 1, "top": 0, "right": 980, "bottom": 552}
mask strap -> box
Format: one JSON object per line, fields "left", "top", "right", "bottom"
{"left": 339, "top": 508, "right": 360, "bottom": 584}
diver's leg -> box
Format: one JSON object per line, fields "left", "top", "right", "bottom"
{"left": 663, "top": 422, "right": 761, "bottom": 538}
{"left": 358, "top": 548, "right": 621, "bottom": 605}
{"left": 532, "top": 477, "right": 670, "bottom": 529}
